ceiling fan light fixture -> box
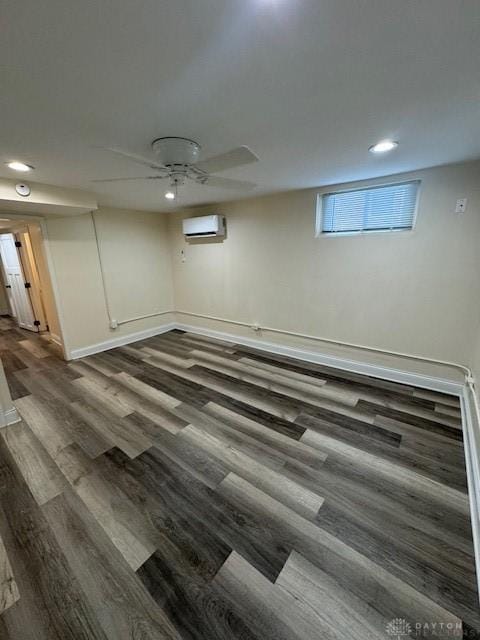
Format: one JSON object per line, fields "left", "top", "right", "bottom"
{"left": 97, "top": 138, "right": 259, "bottom": 194}
{"left": 369, "top": 139, "right": 398, "bottom": 154}
{"left": 152, "top": 137, "right": 201, "bottom": 166}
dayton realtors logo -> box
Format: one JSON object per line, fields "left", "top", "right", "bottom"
{"left": 386, "top": 618, "right": 464, "bottom": 638}
{"left": 386, "top": 619, "right": 412, "bottom": 639}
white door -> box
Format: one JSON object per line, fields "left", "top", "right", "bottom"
{"left": 15, "top": 230, "right": 48, "bottom": 331}
{"left": 0, "top": 234, "right": 36, "bottom": 331}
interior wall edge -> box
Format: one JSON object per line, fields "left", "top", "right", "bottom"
{"left": 461, "top": 386, "right": 480, "bottom": 603}
{"left": 39, "top": 219, "right": 71, "bottom": 359}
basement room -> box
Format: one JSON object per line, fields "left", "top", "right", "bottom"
{"left": 0, "top": 1, "right": 479, "bottom": 639}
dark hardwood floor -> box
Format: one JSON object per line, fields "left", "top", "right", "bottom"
{"left": 0, "top": 317, "right": 477, "bottom": 639}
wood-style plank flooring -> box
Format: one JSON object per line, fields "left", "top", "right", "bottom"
{"left": 0, "top": 317, "right": 477, "bottom": 639}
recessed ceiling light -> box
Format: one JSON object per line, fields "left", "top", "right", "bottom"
{"left": 369, "top": 140, "right": 398, "bottom": 154}
{"left": 165, "top": 191, "right": 176, "bottom": 200}
{"left": 7, "top": 161, "right": 34, "bottom": 172}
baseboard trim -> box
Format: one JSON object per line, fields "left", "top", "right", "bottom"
{"left": 66, "top": 318, "right": 464, "bottom": 395}
{"left": 49, "top": 333, "right": 63, "bottom": 347}
{"left": 461, "top": 386, "right": 480, "bottom": 603}
{"left": 69, "top": 322, "right": 176, "bottom": 360}
{"left": 65, "top": 317, "right": 464, "bottom": 395}
{"left": 176, "top": 322, "right": 464, "bottom": 396}
{"left": 0, "top": 406, "right": 21, "bottom": 428}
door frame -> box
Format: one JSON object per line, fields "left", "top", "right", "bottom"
{"left": 0, "top": 232, "right": 37, "bottom": 331}
{"left": 0, "top": 213, "right": 70, "bottom": 359}
{"left": 0, "top": 245, "right": 14, "bottom": 317}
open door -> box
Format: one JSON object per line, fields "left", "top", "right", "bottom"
{"left": 15, "top": 229, "right": 48, "bottom": 331}
{"left": 0, "top": 233, "right": 37, "bottom": 331}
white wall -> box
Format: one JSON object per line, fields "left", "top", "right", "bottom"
{"left": 28, "top": 160, "right": 479, "bottom": 381}
{"left": 473, "top": 325, "right": 480, "bottom": 401}
{"left": 45, "top": 207, "right": 174, "bottom": 356}
{"left": 169, "top": 161, "right": 480, "bottom": 379}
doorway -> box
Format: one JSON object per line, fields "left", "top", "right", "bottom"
{"left": 0, "top": 219, "right": 63, "bottom": 352}
{"left": 0, "top": 233, "right": 38, "bottom": 331}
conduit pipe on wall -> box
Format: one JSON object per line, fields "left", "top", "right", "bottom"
{"left": 176, "top": 309, "right": 473, "bottom": 376}
{"left": 90, "top": 211, "right": 480, "bottom": 424}
{"left": 91, "top": 212, "right": 173, "bottom": 327}
{"left": 117, "top": 310, "right": 175, "bottom": 326}
{"left": 176, "top": 309, "right": 480, "bottom": 461}
{"left": 176, "top": 308, "right": 480, "bottom": 430}
{"left": 91, "top": 211, "right": 113, "bottom": 323}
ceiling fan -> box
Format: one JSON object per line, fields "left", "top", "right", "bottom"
{"left": 93, "top": 137, "right": 259, "bottom": 198}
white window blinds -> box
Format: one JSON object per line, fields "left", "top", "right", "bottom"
{"left": 320, "top": 180, "right": 419, "bottom": 235}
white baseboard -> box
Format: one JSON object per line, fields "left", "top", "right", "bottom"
{"left": 49, "top": 332, "right": 63, "bottom": 347}
{"left": 175, "top": 322, "right": 464, "bottom": 396}
{"left": 65, "top": 318, "right": 464, "bottom": 395}
{"left": 0, "top": 406, "right": 21, "bottom": 428}
{"left": 461, "top": 386, "right": 480, "bottom": 603}
{"left": 69, "top": 322, "right": 176, "bottom": 360}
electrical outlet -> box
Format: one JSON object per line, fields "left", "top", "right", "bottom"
{"left": 110, "top": 318, "right": 118, "bottom": 329}
{"left": 181, "top": 249, "right": 186, "bottom": 263}
{"left": 455, "top": 198, "right": 467, "bottom": 214}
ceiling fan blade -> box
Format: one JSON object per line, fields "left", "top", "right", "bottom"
{"left": 91, "top": 175, "right": 167, "bottom": 183}
{"left": 194, "top": 146, "right": 258, "bottom": 174}
{"left": 101, "top": 147, "right": 167, "bottom": 171}
{"left": 194, "top": 175, "right": 257, "bottom": 191}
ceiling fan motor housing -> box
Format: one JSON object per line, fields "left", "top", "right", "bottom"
{"left": 151, "top": 137, "right": 201, "bottom": 168}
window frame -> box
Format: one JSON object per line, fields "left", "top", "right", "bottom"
{"left": 315, "top": 179, "right": 421, "bottom": 238}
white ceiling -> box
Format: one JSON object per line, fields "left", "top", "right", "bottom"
{"left": 1, "top": 0, "right": 479, "bottom": 212}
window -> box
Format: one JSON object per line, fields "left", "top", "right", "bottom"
{"left": 317, "top": 180, "right": 420, "bottom": 236}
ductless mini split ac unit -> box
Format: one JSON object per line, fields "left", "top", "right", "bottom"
{"left": 182, "top": 214, "right": 225, "bottom": 239}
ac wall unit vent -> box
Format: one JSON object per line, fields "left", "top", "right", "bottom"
{"left": 182, "top": 214, "right": 225, "bottom": 239}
